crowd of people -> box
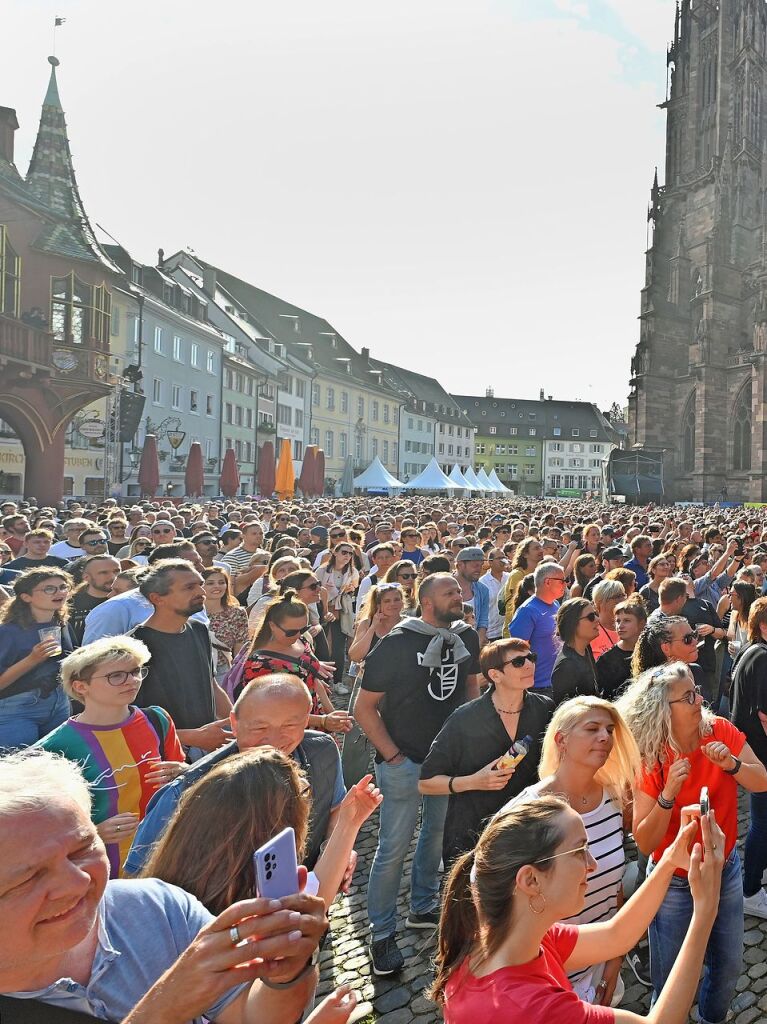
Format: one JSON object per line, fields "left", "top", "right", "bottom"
{"left": 3, "top": 493, "right": 767, "bottom": 1022}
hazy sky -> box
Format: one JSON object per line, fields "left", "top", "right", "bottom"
{"left": 4, "top": 0, "right": 674, "bottom": 410}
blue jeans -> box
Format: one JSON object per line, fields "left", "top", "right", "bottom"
{"left": 0, "top": 686, "right": 70, "bottom": 749}
{"left": 744, "top": 792, "right": 767, "bottom": 897}
{"left": 648, "top": 849, "right": 743, "bottom": 1024}
{"left": 367, "top": 757, "right": 447, "bottom": 942}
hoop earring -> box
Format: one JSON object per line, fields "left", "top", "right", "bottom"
{"left": 529, "top": 893, "right": 546, "bottom": 915}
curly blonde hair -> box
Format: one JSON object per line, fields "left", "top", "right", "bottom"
{"left": 615, "top": 662, "right": 714, "bottom": 771}
{"left": 538, "top": 696, "right": 639, "bottom": 807}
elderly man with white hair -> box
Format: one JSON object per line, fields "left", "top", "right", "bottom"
{"left": 0, "top": 750, "right": 327, "bottom": 1023}
{"left": 507, "top": 560, "right": 568, "bottom": 696}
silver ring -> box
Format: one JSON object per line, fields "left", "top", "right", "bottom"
{"left": 229, "top": 925, "right": 241, "bottom": 945}
{"left": 116, "top": 825, "right": 121, "bottom": 832}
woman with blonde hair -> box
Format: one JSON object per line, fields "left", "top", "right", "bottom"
{"left": 247, "top": 554, "right": 302, "bottom": 631}
{"left": 500, "top": 696, "right": 639, "bottom": 1006}
{"left": 617, "top": 661, "right": 767, "bottom": 1024}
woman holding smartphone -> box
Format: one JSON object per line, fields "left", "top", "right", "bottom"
{"left": 617, "top": 661, "right": 767, "bottom": 1024}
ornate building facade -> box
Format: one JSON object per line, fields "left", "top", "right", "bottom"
{"left": 629, "top": 0, "right": 767, "bottom": 502}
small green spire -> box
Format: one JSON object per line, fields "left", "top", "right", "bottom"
{"left": 43, "top": 56, "right": 62, "bottom": 109}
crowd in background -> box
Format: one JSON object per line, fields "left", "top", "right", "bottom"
{"left": 3, "top": 493, "right": 767, "bottom": 1022}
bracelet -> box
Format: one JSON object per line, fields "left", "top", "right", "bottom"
{"left": 723, "top": 756, "right": 742, "bottom": 776}
{"left": 386, "top": 751, "right": 402, "bottom": 763}
{"left": 261, "top": 959, "right": 316, "bottom": 990}
{"left": 448, "top": 776, "right": 457, "bottom": 794}
{"left": 321, "top": 715, "right": 328, "bottom": 731}
{"left": 657, "top": 793, "right": 675, "bottom": 810}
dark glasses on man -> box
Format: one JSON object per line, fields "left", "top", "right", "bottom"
{"left": 502, "top": 653, "right": 538, "bottom": 669}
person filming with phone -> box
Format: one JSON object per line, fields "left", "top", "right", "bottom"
{"left": 617, "top": 661, "right": 767, "bottom": 1024}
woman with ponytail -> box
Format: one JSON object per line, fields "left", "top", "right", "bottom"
{"left": 238, "top": 591, "right": 352, "bottom": 734}
{"left": 432, "top": 795, "right": 725, "bottom": 1024}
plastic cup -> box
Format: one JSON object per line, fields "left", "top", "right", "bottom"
{"left": 38, "top": 626, "right": 62, "bottom": 657}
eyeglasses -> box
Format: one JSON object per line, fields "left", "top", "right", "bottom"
{"left": 547, "top": 576, "right": 567, "bottom": 585}
{"left": 502, "top": 652, "right": 538, "bottom": 669}
{"left": 90, "top": 666, "right": 148, "bottom": 687}
{"left": 679, "top": 630, "right": 699, "bottom": 645}
{"left": 580, "top": 611, "right": 599, "bottom": 622}
{"left": 197, "top": 539, "right": 218, "bottom": 546}
{"left": 534, "top": 841, "right": 592, "bottom": 866}
{"left": 35, "top": 583, "right": 71, "bottom": 595}
{"left": 669, "top": 685, "right": 703, "bottom": 706}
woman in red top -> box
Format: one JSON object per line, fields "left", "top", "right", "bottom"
{"left": 432, "top": 794, "right": 725, "bottom": 1024}
{"left": 239, "top": 591, "right": 353, "bottom": 736}
{"left": 617, "top": 661, "right": 767, "bottom": 1024}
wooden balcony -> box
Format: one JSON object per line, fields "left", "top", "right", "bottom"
{"left": 0, "top": 314, "right": 110, "bottom": 387}
{"left": 0, "top": 314, "right": 51, "bottom": 369}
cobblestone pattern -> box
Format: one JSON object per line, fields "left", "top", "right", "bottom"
{"left": 319, "top": 699, "right": 764, "bottom": 1022}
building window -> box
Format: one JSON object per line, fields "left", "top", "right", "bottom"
{"left": 152, "top": 378, "right": 162, "bottom": 404}
{"left": 529, "top": 428, "right": 536, "bottom": 436}
{"left": 525, "top": 447, "right": 536, "bottom": 456}
{"left": 510, "top": 427, "right": 518, "bottom": 436}
{"left": 310, "top": 427, "right": 320, "bottom": 447}
{"left": 682, "top": 394, "right": 696, "bottom": 472}
{"left": 571, "top": 428, "right": 580, "bottom": 437}
{"left": 235, "top": 406, "right": 243, "bottom": 427}
{"left": 355, "top": 432, "right": 362, "bottom": 459}
{"left": 357, "top": 396, "right": 364, "bottom": 418}
{"left": 153, "top": 326, "right": 164, "bottom": 354}
{"left": 383, "top": 405, "right": 390, "bottom": 423}
{"left": 296, "top": 379, "right": 306, "bottom": 399}
{"left": 590, "top": 429, "right": 598, "bottom": 438}
{"left": 225, "top": 403, "right": 233, "bottom": 424}
{"left": 553, "top": 427, "right": 561, "bottom": 437}
{"left": 173, "top": 335, "right": 183, "bottom": 361}
{"left": 327, "top": 386, "right": 335, "bottom": 411}
{"left": 206, "top": 395, "right": 214, "bottom": 416}
{"left": 295, "top": 409, "right": 304, "bottom": 428}
{"left": 206, "top": 350, "right": 215, "bottom": 373}
{"left": 312, "top": 383, "right": 320, "bottom": 407}
{"left": 733, "top": 383, "right": 752, "bottom": 471}
{"left": 190, "top": 343, "right": 199, "bottom": 367}
{"left": 339, "top": 432, "right": 348, "bottom": 458}
{"left": 190, "top": 389, "right": 199, "bottom": 413}
{"left": 489, "top": 426, "right": 497, "bottom": 435}
{"left": 372, "top": 438, "right": 379, "bottom": 458}
{"left": 341, "top": 391, "right": 349, "bottom": 413}
{"left": 393, "top": 442, "right": 398, "bottom": 466}
{"left": 475, "top": 443, "right": 485, "bottom": 455}
{"left": 372, "top": 401, "right": 379, "bottom": 421}
{"left": 0, "top": 227, "right": 20, "bottom": 317}
{"left": 383, "top": 440, "right": 389, "bottom": 463}
{"left": 171, "top": 385, "right": 181, "bottom": 410}
{"left": 294, "top": 440, "right": 302, "bottom": 460}
{"left": 277, "top": 404, "right": 292, "bottom": 426}
{"left": 51, "top": 273, "right": 111, "bottom": 345}
{"left": 550, "top": 474, "right": 561, "bottom": 490}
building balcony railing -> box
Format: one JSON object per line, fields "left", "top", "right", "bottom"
{"left": 0, "top": 314, "right": 51, "bottom": 368}
{"left": 0, "top": 314, "right": 110, "bottom": 386}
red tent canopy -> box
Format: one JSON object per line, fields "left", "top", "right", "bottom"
{"left": 298, "top": 446, "right": 316, "bottom": 496}
{"left": 137, "top": 434, "right": 160, "bottom": 497}
{"left": 184, "top": 442, "right": 205, "bottom": 497}
{"left": 219, "top": 447, "right": 240, "bottom": 498}
{"left": 257, "top": 441, "right": 276, "bottom": 498}
{"left": 313, "top": 449, "right": 326, "bottom": 497}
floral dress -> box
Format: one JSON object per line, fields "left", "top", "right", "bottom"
{"left": 237, "top": 639, "right": 324, "bottom": 714}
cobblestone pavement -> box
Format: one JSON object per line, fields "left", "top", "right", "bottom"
{"left": 318, "top": 710, "right": 767, "bottom": 1022}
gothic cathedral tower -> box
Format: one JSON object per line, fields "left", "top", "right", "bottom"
{"left": 628, "top": 0, "right": 767, "bottom": 502}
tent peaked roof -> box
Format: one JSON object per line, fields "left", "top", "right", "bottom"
{"left": 402, "top": 457, "right": 457, "bottom": 491}
{"left": 476, "top": 467, "right": 497, "bottom": 491}
{"left": 353, "top": 456, "right": 404, "bottom": 490}
{"left": 463, "top": 465, "right": 489, "bottom": 490}
{"left": 487, "top": 468, "right": 512, "bottom": 493}
{"left": 448, "top": 464, "right": 471, "bottom": 489}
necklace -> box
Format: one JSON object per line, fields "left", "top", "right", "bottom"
{"left": 492, "top": 696, "right": 524, "bottom": 716}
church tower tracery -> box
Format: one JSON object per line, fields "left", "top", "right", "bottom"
{"left": 629, "top": 0, "right": 767, "bottom": 501}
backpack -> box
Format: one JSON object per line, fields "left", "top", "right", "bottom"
{"left": 142, "top": 705, "right": 166, "bottom": 761}
{"left": 0, "top": 995, "right": 98, "bottom": 1023}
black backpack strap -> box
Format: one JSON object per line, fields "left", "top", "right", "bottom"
{"left": 142, "top": 706, "right": 166, "bottom": 761}
{"left": 0, "top": 995, "right": 99, "bottom": 1022}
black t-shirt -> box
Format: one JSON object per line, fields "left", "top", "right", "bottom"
{"left": 731, "top": 641, "right": 767, "bottom": 767}
{"left": 5, "top": 554, "right": 69, "bottom": 571}
{"left": 682, "top": 597, "right": 722, "bottom": 674}
{"left": 361, "top": 623, "right": 481, "bottom": 764}
{"left": 596, "top": 644, "right": 634, "bottom": 701}
{"left": 132, "top": 620, "right": 215, "bottom": 730}
{"left": 68, "top": 590, "right": 108, "bottom": 647}
{"left": 551, "top": 644, "right": 598, "bottom": 706}
{"left": 639, "top": 584, "right": 660, "bottom": 614}
{"left": 420, "top": 687, "right": 554, "bottom": 864}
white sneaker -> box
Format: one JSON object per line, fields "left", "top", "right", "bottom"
{"left": 743, "top": 888, "right": 767, "bottom": 919}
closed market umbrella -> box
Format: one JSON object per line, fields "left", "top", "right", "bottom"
{"left": 298, "top": 445, "right": 317, "bottom": 497}
{"left": 313, "top": 449, "right": 326, "bottom": 497}
{"left": 219, "top": 447, "right": 240, "bottom": 498}
{"left": 257, "top": 441, "right": 276, "bottom": 497}
{"left": 184, "top": 441, "right": 205, "bottom": 497}
{"left": 275, "top": 438, "right": 295, "bottom": 499}
{"left": 137, "top": 434, "right": 160, "bottom": 497}
{"left": 339, "top": 454, "right": 355, "bottom": 497}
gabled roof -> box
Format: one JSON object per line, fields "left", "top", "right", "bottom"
{"left": 370, "top": 358, "right": 473, "bottom": 428}
{"left": 194, "top": 258, "right": 399, "bottom": 398}
{"left": 0, "top": 58, "right": 121, "bottom": 274}
{"left": 453, "top": 393, "right": 620, "bottom": 443}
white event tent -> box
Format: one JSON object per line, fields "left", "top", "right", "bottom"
{"left": 353, "top": 456, "right": 405, "bottom": 491}
{"left": 462, "top": 465, "right": 489, "bottom": 491}
{"left": 476, "top": 467, "right": 497, "bottom": 491}
{"left": 402, "top": 457, "right": 459, "bottom": 491}
{"left": 448, "top": 464, "right": 472, "bottom": 490}
{"left": 487, "top": 468, "right": 512, "bottom": 494}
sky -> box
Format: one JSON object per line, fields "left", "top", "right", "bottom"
{"left": 3, "top": 0, "right": 674, "bottom": 411}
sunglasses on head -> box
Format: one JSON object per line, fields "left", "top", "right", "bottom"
{"left": 502, "top": 652, "right": 538, "bottom": 669}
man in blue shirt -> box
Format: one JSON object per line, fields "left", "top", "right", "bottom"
{"left": 454, "top": 547, "right": 489, "bottom": 646}
{"left": 508, "top": 562, "right": 567, "bottom": 692}
{"left": 624, "top": 534, "right": 653, "bottom": 589}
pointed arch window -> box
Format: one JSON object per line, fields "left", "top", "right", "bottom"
{"left": 733, "top": 382, "right": 752, "bottom": 471}
{"left": 51, "top": 273, "right": 111, "bottom": 346}
{"left": 0, "top": 227, "right": 20, "bottom": 318}
{"left": 682, "top": 394, "right": 696, "bottom": 472}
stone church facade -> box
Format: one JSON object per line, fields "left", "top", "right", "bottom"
{"left": 628, "top": 0, "right": 767, "bottom": 502}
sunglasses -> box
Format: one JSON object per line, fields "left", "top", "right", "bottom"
{"left": 580, "top": 611, "right": 599, "bottom": 622}
{"left": 336, "top": 549, "right": 354, "bottom": 556}
{"left": 502, "top": 652, "right": 538, "bottom": 669}
{"left": 197, "top": 539, "right": 218, "bottom": 546}
{"left": 152, "top": 528, "right": 175, "bottom": 535}
{"left": 302, "top": 581, "right": 322, "bottom": 591}
{"left": 680, "top": 630, "right": 699, "bottom": 645}
{"left": 330, "top": 532, "right": 346, "bottom": 539}
{"left": 276, "top": 623, "right": 306, "bottom": 638}
{"left": 397, "top": 571, "right": 416, "bottom": 580}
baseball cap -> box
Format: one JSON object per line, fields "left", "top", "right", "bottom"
{"left": 456, "top": 546, "right": 485, "bottom": 562}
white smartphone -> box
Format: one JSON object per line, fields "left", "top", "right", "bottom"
{"left": 253, "top": 826, "right": 299, "bottom": 900}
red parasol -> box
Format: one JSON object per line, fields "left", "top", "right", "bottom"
{"left": 184, "top": 441, "right": 205, "bottom": 497}
{"left": 137, "top": 434, "right": 160, "bottom": 497}
{"left": 219, "top": 447, "right": 240, "bottom": 498}
{"left": 257, "top": 441, "right": 276, "bottom": 498}
{"left": 298, "top": 445, "right": 316, "bottom": 496}
{"left": 313, "top": 448, "right": 326, "bottom": 497}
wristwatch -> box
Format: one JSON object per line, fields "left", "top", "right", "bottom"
{"left": 723, "top": 756, "right": 742, "bottom": 776}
